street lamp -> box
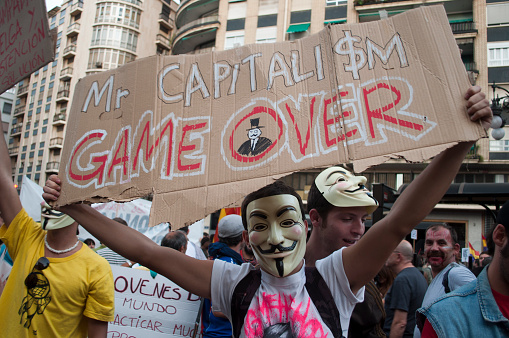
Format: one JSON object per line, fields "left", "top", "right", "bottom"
{"left": 490, "top": 83, "right": 509, "bottom": 140}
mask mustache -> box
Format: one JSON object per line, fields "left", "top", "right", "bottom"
{"left": 258, "top": 241, "right": 297, "bottom": 254}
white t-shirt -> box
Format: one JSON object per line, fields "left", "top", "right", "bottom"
{"left": 211, "top": 248, "right": 364, "bottom": 337}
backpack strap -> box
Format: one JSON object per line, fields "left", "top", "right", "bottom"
{"left": 305, "top": 267, "right": 342, "bottom": 337}
{"left": 442, "top": 266, "right": 455, "bottom": 294}
{"left": 231, "top": 269, "right": 261, "bottom": 338}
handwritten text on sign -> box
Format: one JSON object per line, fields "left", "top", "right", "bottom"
{"left": 109, "top": 266, "right": 201, "bottom": 338}
{"left": 0, "top": 0, "right": 54, "bottom": 93}
{"left": 59, "top": 6, "right": 480, "bottom": 227}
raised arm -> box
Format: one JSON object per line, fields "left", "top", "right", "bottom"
{"left": 0, "top": 128, "right": 22, "bottom": 226}
{"left": 43, "top": 176, "right": 213, "bottom": 299}
{"left": 344, "top": 86, "right": 492, "bottom": 292}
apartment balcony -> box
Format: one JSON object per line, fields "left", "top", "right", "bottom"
{"left": 173, "top": 16, "right": 220, "bottom": 55}
{"left": 53, "top": 112, "right": 67, "bottom": 125}
{"left": 10, "top": 123, "right": 23, "bottom": 136}
{"left": 354, "top": 0, "right": 422, "bottom": 6}
{"left": 49, "top": 137, "right": 64, "bottom": 149}
{"left": 176, "top": 0, "right": 219, "bottom": 30}
{"left": 70, "top": 1, "right": 83, "bottom": 16}
{"left": 158, "top": 13, "right": 174, "bottom": 30}
{"left": 56, "top": 90, "right": 70, "bottom": 102}
{"left": 17, "top": 85, "right": 28, "bottom": 96}
{"left": 14, "top": 105, "right": 26, "bottom": 116}
{"left": 67, "top": 22, "right": 81, "bottom": 37}
{"left": 156, "top": 34, "right": 171, "bottom": 51}
{"left": 60, "top": 67, "right": 73, "bottom": 81}
{"left": 450, "top": 21, "right": 477, "bottom": 35}
{"left": 63, "top": 44, "right": 77, "bottom": 59}
{"left": 8, "top": 146, "right": 19, "bottom": 156}
{"left": 46, "top": 161, "right": 60, "bottom": 174}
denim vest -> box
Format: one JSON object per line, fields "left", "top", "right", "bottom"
{"left": 417, "top": 266, "right": 509, "bottom": 338}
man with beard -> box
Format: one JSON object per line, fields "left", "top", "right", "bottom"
{"left": 42, "top": 87, "right": 492, "bottom": 337}
{"left": 414, "top": 224, "right": 475, "bottom": 336}
{"left": 417, "top": 200, "right": 509, "bottom": 337}
{"left": 305, "top": 166, "right": 386, "bottom": 337}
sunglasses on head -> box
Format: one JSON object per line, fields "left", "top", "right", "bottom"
{"left": 25, "top": 257, "right": 50, "bottom": 289}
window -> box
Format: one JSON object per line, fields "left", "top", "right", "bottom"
{"left": 49, "top": 82, "right": 54, "bottom": 89}
{"left": 21, "top": 153, "right": 26, "bottom": 159}
{"left": 38, "top": 150, "right": 44, "bottom": 156}
{"left": 39, "top": 85, "right": 45, "bottom": 93}
{"left": 22, "top": 145, "right": 27, "bottom": 151}
{"left": 40, "top": 141, "right": 45, "bottom": 147}
{"left": 24, "top": 131, "right": 29, "bottom": 138}
{"left": 33, "top": 129, "right": 38, "bottom": 136}
{"left": 490, "top": 140, "right": 509, "bottom": 152}
{"left": 31, "top": 143, "right": 36, "bottom": 150}
{"left": 42, "top": 126, "right": 47, "bottom": 134}
{"left": 224, "top": 34, "right": 245, "bottom": 50}
{"left": 32, "top": 83, "right": 37, "bottom": 88}
{"left": 326, "top": 0, "right": 347, "bottom": 5}
{"left": 34, "top": 121, "right": 39, "bottom": 128}
{"left": 43, "top": 65, "right": 48, "bottom": 71}
{"left": 256, "top": 27, "right": 277, "bottom": 44}
{"left": 36, "top": 107, "right": 41, "bottom": 114}
{"left": 488, "top": 3, "right": 509, "bottom": 26}
{"left": 488, "top": 43, "right": 509, "bottom": 67}
{"left": 52, "top": 60, "right": 58, "bottom": 67}
{"left": 45, "top": 104, "right": 51, "bottom": 112}
{"left": 43, "top": 119, "right": 48, "bottom": 125}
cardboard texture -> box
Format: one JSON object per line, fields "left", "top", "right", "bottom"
{"left": 0, "top": 0, "right": 54, "bottom": 93}
{"left": 57, "top": 6, "right": 485, "bottom": 227}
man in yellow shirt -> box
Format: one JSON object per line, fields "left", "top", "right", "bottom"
{"left": 0, "top": 132, "right": 114, "bottom": 337}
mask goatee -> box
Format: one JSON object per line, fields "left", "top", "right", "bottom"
{"left": 275, "top": 258, "right": 284, "bottom": 277}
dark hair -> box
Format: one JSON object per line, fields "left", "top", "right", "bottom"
{"left": 426, "top": 223, "right": 458, "bottom": 245}
{"left": 306, "top": 181, "right": 334, "bottom": 220}
{"left": 161, "top": 231, "right": 187, "bottom": 251}
{"left": 201, "top": 237, "right": 210, "bottom": 246}
{"left": 84, "top": 238, "right": 96, "bottom": 246}
{"left": 178, "top": 226, "right": 189, "bottom": 234}
{"left": 241, "top": 180, "right": 306, "bottom": 230}
{"left": 219, "top": 234, "right": 243, "bottom": 247}
{"left": 113, "top": 217, "right": 128, "bottom": 226}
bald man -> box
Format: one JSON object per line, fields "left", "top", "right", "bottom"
{"left": 384, "top": 240, "right": 428, "bottom": 338}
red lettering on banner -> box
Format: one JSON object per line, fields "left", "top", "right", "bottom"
{"left": 108, "top": 129, "right": 130, "bottom": 178}
{"left": 69, "top": 132, "right": 108, "bottom": 184}
{"left": 363, "top": 82, "right": 422, "bottom": 139}
{"left": 132, "top": 121, "right": 154, "bottom": 171}
{"left": 323, "top": 91, "right": 357, "bottom": 147}
{"left": 178, "top": 122, "right": 207, "bottom": 171}
{"left": 285, "top": 97, "right": 315, "bottom": 155}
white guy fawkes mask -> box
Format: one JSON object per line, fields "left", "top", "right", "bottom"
{"left": 41, "top": 203, "right": 76, "bottom": 230}
{"left": 246, "top": 194, "right": 307, "bottom": 277}
{"left": 315, "top": 166, "right": 378, "bottom": 213}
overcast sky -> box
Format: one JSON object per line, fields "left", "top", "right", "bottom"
{"left": 45, "top": 0, "right": 62, "bottom": 11}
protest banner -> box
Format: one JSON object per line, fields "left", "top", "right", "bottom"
{"left": 55, "top": 6, "right": 486, "bottom": 227}
{"left": 0, "top": 0, "right": 54, "bottom": 93}
{"left": 109, "top": 266, "right": 202, "bottom": 338}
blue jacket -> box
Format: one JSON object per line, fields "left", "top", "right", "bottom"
{"left": 417, "top": 266, "right": 509, "bottom": 337}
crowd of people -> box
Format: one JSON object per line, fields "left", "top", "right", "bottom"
{"left": 0, "top": 86, "right": 507, "bottom": 338}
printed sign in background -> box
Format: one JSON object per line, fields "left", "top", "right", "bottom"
{"left": 0, "top": 1, "right": 54, "bottom": 93}
{"left": 109, "top": 266, "right": 202, "bottom": 338}
{"left": 56, "top": 6, "right": 485, "bottom": 227}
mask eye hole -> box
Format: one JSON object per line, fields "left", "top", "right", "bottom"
{"left": 280, "top": 220, "right": 297, "bottom": 228}
{"left": 252, "top": 223, "right": 267, "bottom": 232}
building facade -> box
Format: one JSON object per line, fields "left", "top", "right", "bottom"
{"left": 173, "top": 0, "right": 508, "bottom": 252}
{"left": 8, "top": 0, "right": 178, "bottom": 188}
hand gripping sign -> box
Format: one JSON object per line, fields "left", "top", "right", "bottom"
{"left": 56, "top": 6, "right": 485, "bottom": 227}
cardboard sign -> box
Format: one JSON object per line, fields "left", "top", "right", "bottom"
{"left": 109, "top": 266, "right": 202, "bottom": 338}
{"left": 56, "top": 6, "right": 485, "bottom": 227}
{"left": 0, "top": 0, "right": 54, "bottom": 93}
{"left": 461, "top": 248, "right": 470, "bottom": 263}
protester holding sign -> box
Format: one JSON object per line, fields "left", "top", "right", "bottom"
{"left": 43, "top": 86, "right": 491, "bottom": 337}
{"left": 0, "top": 130, "right": 115, "bottom": 336}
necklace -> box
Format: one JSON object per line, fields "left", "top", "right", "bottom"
{"left": 44, "top": 234, "right": 80, "bottom": 254}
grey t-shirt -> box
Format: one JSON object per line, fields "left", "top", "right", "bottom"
{"left": 414, "top": 262, "right": 476, "bottom": 337}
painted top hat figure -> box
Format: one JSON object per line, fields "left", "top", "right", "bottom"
{"left": 238, "top": 118, "right": 273, "bottom": 156}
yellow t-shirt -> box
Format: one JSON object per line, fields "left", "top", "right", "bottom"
{"left": 0, "top": 209, "right": 114, "bottom": 337}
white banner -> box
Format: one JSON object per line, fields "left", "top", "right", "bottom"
{"left": 109, "top": 266, "right": 202, "bottom": 338}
